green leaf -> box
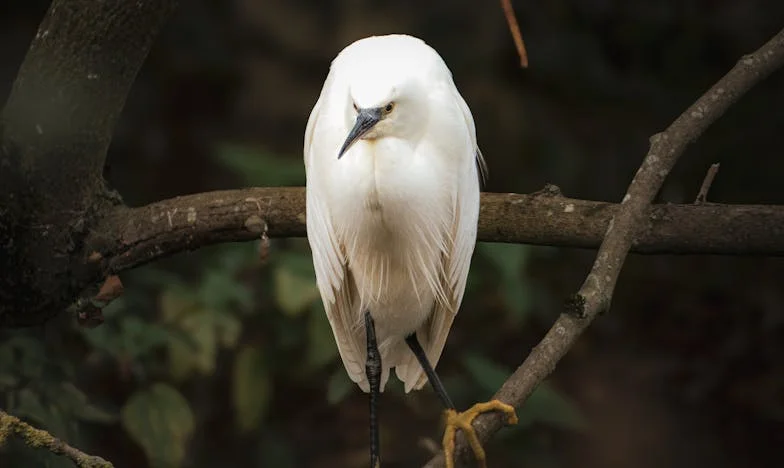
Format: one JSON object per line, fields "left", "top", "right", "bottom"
{"left": 214, "top": 243, "right": 258, "bottom": 274}
{"left": 275, "top": 250, "right": 316, "bottom": 278}
{"left": 80, "top": 298, "right": 128, "bottom": 358}
{"left": 160, "top": 290, "right": 199, "bottom": 323}
{"left": 274, "top": 264, "right": 319, "bottom": 317}
{"left": 215, "top": 310, "right": 243, "bottom": 349}
{"left": 122, "top": 383, "right": 195, "bottom": 468}
{"left": 81, "top": 323, "right": 122, "bottom": 358}
{"left": 198, "top": 270, "right": 253, "bottom": 315}
{"left": 326, "top": 368, "right": 353, "bottom": 405}
{"left": 462, "top": 353, "right": 511, "bottom": 395}
{"left": 305, "top": 305, "right": 338, "bottom": 369}
{"left": 52, "top": 383, "right": 117, "bottom": 424}
{"left": 44, "top": 404, "right": 77, "bottom": 449}
{"left": 167, "top": 311, "right": 217, "bottom": 381}
{"left": 119, "top": 315, "right": 172, "bottom": 360}
{"left": 12, "top": 389, "right": 74, "bottom": 443}
{"left": 162, "top": 290, "right": 242, "bottom": 380}
{"left": 478, "top": 243, "right": 529, "bottom": 280}
{"left": 13, "top": 388, "right": 49, "bottom": 426}
{"left": 518, "top": 382, "right": 586, "bottom": 431}
{"left": 215, "top": 143, "right": 304, "bottom": 186}
{"left": 233, "top": 345, "right": 272, "bottom": 433}
{"left": 478, "top": 243, "right": 533, "bottom": 321}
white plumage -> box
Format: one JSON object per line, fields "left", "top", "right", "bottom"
{"left": 304, "top": 34, "right": 484, "bottom": 394}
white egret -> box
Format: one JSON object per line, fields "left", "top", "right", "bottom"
{"left": 304, "top": 34, "right": 517, "bottom": 467}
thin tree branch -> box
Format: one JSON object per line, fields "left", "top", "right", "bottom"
{"left": 423, "top": 26, "right": 784, "bottom": 468}
{"left": 695, "top": 163, "right": 721, "bottom": 203}
{"left": 500, "top": 0, "right": 528, "bottom": 68}
{"left": 84, "top": 188, "right": 784, "bottom": 276}
{"left": 0, "top": 409, "right": 112, "bottom": 468}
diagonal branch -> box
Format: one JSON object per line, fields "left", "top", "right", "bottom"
{"left": 423, "top": 26, "right": 784, "bottom": 468}
{"left": 0, "top": 409, "right": 112, "bottom": 468}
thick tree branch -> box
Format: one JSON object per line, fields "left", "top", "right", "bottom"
{"left": 0, "top": 0, "right": 178, "bottom": 326}
{"left": 0, "top": 409, "right": 112, "bottom": 468}
{"left": 83, "top": 188, "right": 784, "bottom": 276}
{"left": 424, "top": 26, "right": 784, "bottom": 468}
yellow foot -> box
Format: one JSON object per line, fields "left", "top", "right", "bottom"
{"left": 442, "top": 400, "right": 518, "bottom": 468}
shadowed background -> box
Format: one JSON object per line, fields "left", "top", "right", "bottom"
{"left": 1, "top": 1, "right": 783, "bottom": 467}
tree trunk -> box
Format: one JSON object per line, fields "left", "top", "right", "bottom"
{"left": 0, "top": 0, "right": 178, "bottom": 327}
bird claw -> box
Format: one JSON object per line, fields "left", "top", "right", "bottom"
{"left": 442, "top": 400, "right": 518, "bottom": 468}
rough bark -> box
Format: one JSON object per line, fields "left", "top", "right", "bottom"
{"left": 79, "top": 187, "right": 784, "bottom": 279}
{"left": 0, "top": 409, "right": 112, "bottom": 468}
{"left": 0, "top": 0, "right": 178, "bottom": 327}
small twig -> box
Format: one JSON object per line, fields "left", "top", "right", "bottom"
{"left": 0, "top": 409, "right": 113, "bottom": 468}
{"left": 499, "top": 0, "right": 529, "bottom": 68}
{"left": 259, "top": 223, "right": 271, "bottom": 265}
{"left": 424, "top": 25, "right": 784, "bottom": 468}
{"left": 695, "top": 163, "right": 721, "bottom": 203}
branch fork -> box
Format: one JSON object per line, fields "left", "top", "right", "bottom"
{"left": 423, "top": 26, "right": 784, "bottom": 467}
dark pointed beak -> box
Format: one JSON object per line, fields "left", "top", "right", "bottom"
{"left": 338, "top": 107, "right": 383, "bottom": 159}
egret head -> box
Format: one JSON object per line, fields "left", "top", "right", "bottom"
{"left": 338, "top": 77, "right": 427, "bottom": 159}
{"left": 334, "top": 35, "right": 446, "bottom": 159}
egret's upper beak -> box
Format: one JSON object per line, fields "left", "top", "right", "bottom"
{"left": 338, "top": 107, "right": 383, "bottom": 159}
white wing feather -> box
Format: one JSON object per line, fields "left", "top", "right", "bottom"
{"left": 304, "top": 81, "right": 367, "bottom": 385}
{"left": 395, "top": 87, "right": 483, "bottom": 391}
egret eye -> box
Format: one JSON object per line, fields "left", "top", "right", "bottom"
{"left": 384, "top": 102, "right": 395, "bottom": 114}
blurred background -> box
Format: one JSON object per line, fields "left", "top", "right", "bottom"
{"left": 1, "top": 1, "right": 784, "bottom": 467}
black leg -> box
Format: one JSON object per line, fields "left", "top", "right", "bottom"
{"left": 365, "top": 311, "right": 382, "bottom": 468}
{"left": 405, "top": 334, "right": 455, "bottom": 410}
